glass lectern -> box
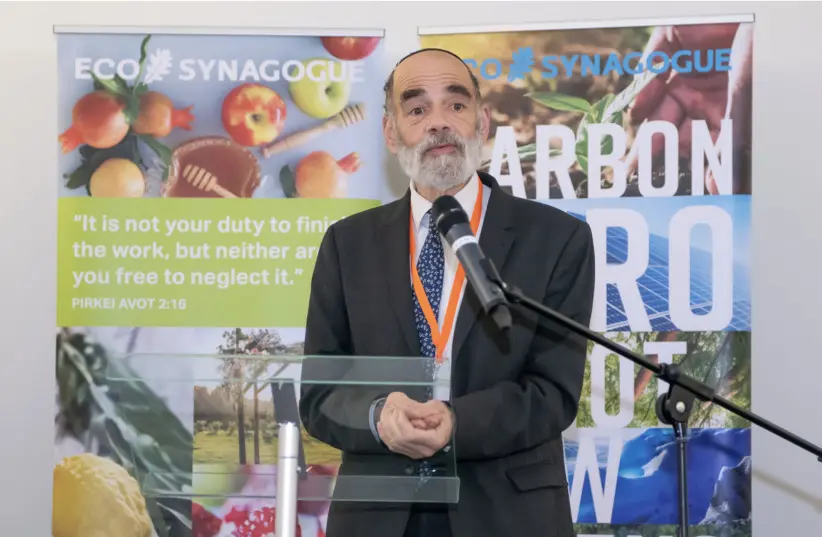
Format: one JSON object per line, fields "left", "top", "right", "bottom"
{"left": 103, "top": 353, "right": 459, "bottom": 537}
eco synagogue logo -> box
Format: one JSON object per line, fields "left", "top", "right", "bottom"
{"left": 464, "top": 46, "right": 732, "bottom": 81}
{"left": 75, "top": 49, "right": 367, "bottom": 84}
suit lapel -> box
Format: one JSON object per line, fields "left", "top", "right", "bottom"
{"left": 451, "top": 174, "right": 515, "bottom": 364}
{"left": 377, "top": 192, "right": 421, "bottom": 357}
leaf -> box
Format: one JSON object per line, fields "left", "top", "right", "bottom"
{"left": 136, "top": 35, "right": 152, "bottom": 84}
{"left": 517, "top": 143, "right": 536, "bottom": 156}
{"left": 89, "top": 71, "right": 130, "bottom": 98}
{"left": 575, "top": 115, "right": 591, "bottom": 177}
{"left": 156, "top": 498, "right": 193, "bottom": 530}
{"left": 105, "top": 361, "right": 191, "bottom": 469}
{"left": 133, "top": 82, "right": 149, "bottom": 97}
{"left": 576, "top": 152, "right": 589, "bottom": 179}
{"left": 280, "top": 165, "right": 297, "bottom": 198}
{"left": 478, "top": 143, "right": 563, "bottom": 169}
{"left": 592, "top": 94, "right": 616, "bottom": 123}
{"left": 136, "top": 134, "right": 172, "bottom": 180}
{"left": 124, "top": 95, "right": 141, "bottom": 125}
{"left": 64, "top": 134, "right": 142, "bottom": 190}
{"left": 136, "top": 135, "right": 171, "bottom": 165}
{"left": 144, "top": 499, "right": 171, "bottom": 537}
{"left": 600, "top": 130, "right": 614, "bottom": 157}
{"left": 526, "top": 92, "right": 592, "bottom": 114}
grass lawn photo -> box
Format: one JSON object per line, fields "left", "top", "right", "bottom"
{"left": 193, "top": 328, "right": 342, "bottom": 467}
{"left": 193, "top": 420, "right": 341, "bottom": 466}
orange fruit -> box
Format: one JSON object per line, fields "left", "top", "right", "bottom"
{"left": 294, "top": 151, "right": 360, "bottom": 198}
{"left": 295, "top": 151, "right": 341, "bottom": 198}
{"left": 89, "top": 158, "right": 146, "bottom": 198}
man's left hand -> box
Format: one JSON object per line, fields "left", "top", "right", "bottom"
{"left": 407, "top": 400, "right": 454, "bottom": 453}
{"left": 377, "top": 399, "right": 454, "bottom": 458}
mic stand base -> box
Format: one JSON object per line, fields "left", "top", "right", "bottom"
{"left": 656, "top": 382, "right": 698, "bottom": 537}
{"left": 674, "top": 422, "right": 689, "bottom": 537}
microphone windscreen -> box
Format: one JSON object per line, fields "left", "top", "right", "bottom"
{"left": 432, "top": 195, "right": 468, "bottom": 235}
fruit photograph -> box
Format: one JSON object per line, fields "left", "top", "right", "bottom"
{"left": 57, "top": 32, "right": 389, "bottom": 202}
{"left": 55, "top": 326, "right": 336, "bottom": 537}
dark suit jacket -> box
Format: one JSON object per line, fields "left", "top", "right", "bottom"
{"left": 299, "top": 172, "right": 595, "bottom": 537}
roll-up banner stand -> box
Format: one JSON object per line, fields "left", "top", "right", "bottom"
{"left": 419, "top": 14, "right": 755, "bottom": 537}
{"left": 53, "top": 24, "right": 388, "bottom": 537}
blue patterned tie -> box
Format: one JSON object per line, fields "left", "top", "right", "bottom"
{"left": 412, "top": 209, "right": 444, "bottom": 479}
{"left": 413, "top": 209, "right": 445, "bottom": 398}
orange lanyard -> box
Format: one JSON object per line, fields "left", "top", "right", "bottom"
{"left": 409, "top": 182, "right": 483, "bottom": 363}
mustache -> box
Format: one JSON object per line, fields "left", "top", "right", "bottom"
{"left": 416, "top": 132, "right": 466, "bottom": 155}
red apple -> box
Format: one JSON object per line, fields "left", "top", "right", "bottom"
{"left": 320, "top": 36, "right": 381, "bottom": 61}
{"left": 221, "top": 83, "right": 287, "bottom": 147}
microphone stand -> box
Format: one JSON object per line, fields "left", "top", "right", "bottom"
{"left": 481, "top": 260, "right": 822, "bottom": 537}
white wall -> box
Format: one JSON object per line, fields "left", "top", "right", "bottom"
{"left": 1, "top": 1, "right": 820, "bottom": 535}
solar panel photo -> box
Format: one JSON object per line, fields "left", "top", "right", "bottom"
{"left": 567, "top": 212, "right": 751, "bottom": 332}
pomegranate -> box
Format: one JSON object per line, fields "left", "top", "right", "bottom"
{"left": 191, "top": 502, "right": 223, "bottom": 537}
{"left": 227, "top": 505, "right": 302, "bottom": 537}
{"left": 294, "top": 151, "right": 361, "bottom": 198}
{"left": 132, "top": 91, "right": 195, "bottom": 138}
{"left": 223, "top": 505, "right": 250, "bottom": 527}
{"left": 58, "top": 91, "right": 130, "bottom": 154}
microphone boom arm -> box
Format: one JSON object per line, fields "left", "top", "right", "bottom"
{"left": 481, "top": 256, "right": 822, "bottom": 536}
{"left": 483, "top": 261, "right": 822, "bottom": 462}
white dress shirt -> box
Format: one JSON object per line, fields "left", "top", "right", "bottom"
{"left": 409, "top": 173, "right": 490, "bottom": 401}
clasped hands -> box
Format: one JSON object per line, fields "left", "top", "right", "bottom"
{"left": 376, "top": 392, "right": 453, "bottom": 460}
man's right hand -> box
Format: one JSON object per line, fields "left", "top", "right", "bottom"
{"left": 376, "top": 392, "right": 445, "bottom": 459}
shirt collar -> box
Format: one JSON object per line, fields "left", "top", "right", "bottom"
{"left": 410, "top": 173, "right": 480, "bottom": 233}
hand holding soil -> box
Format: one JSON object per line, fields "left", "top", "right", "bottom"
{"left": 627, "top": 23, "right": 753, "bottom": 194}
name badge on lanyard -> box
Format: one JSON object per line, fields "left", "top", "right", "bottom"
{"left": 409, "top": 182, "right": 483, "bottom": 363}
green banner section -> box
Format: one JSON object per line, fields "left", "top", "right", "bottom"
{"left": 58, "top": 197, "right": 379, "bottom": 327}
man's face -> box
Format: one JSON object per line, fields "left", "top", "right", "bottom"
{"left": 383, "top": 51, "right": 490, "bottom": 192}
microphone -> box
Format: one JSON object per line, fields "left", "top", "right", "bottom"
{"left": 431, "top": 195, "right": 512, "bottom": 331}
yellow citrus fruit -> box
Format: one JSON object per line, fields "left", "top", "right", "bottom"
{"left": 89, "top": 158, "right": 146, "bottom": 198}
{"left": 53, "top": 453, "right": 153, "bottom": 537}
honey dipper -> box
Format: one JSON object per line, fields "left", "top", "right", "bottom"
{"left": 181, "top": 164, "right": 238, "bottom": 198}
{"left": 261, "top": 103, "right": 366, "bottom": 158}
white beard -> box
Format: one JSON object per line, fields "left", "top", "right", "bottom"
{"left": 396, "top": 126, "right": 484, "bottom": 193}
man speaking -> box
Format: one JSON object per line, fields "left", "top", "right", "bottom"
{"left": 299, "top": 48, "right": 595, "bottom": 537}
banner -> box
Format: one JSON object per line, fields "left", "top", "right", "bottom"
{"left": 54, "top": 27, "right": 387, "bottom": 537}
{"left": 420, "top": 15, "right": 753, "bottom": 537}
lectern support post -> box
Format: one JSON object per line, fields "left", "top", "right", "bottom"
{"left": 275, "top": 421, "right": 300, "bottom": 537}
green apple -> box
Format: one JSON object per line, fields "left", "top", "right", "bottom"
{"left": 288, "top": 58, "right": 352, "bottom": 119}
{"left": 191, "top": 463, "right": 251, "bottom": 508}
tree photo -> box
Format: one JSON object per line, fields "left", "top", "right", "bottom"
{"left": 193, "top": 328, "right": 341, "bottom": 466}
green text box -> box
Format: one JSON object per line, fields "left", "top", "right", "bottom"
{"left": 58, "top": 197, "right": 379, "bottom": 327}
